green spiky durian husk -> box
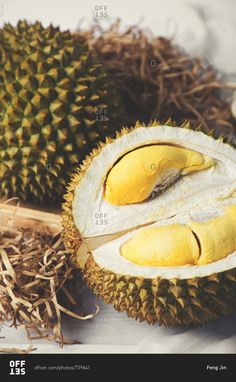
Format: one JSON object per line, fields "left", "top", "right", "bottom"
{"left": 84, "top": 255, "right": 236, "bottom": 326}
{"left": 62, "top": 120, "right": 236, "bottom": 326}
{"left": 0, "top": 20, "right": 123, "bottom": 204}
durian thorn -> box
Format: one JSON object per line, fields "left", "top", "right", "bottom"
{"left": 207, "top": 128, "right": 216, "bottom": 137}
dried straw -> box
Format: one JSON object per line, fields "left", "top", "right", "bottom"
{"left": 0, "top": 225, "right": 98, "bottom": 352}
{"left": 77, "top": 20, "right": 236, "bottom": 136}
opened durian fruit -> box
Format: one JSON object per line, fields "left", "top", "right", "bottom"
{"left": 63, "top": 121, "right": 236, "bottom": 326}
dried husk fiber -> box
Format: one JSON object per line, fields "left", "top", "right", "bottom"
{"left": 77, "top": 20, "right": 236, "bottom": 136}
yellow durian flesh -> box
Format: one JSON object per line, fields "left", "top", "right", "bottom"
{"left": 190, "top": 205, "right": 236, "bottom": 265}
{"left": 121, "top": 205, "right": 236, "bottom": 267}
{"left": 104, "top": 144, "right": 214, "bottom": 206}
{"left": 120, "top": 224, "right": 199, "bottom": 266}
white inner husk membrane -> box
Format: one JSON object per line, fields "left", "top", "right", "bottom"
{"left": 72, "top": 126, "right": 236, "bottom": 278}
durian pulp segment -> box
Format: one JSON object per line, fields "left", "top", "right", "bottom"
{"left": 121, "top": 224, "right": 199, "bottom": 266}
{"left": 104, "top": 145, "right": 213, "bottom": 205}
{"left": 72, "top": 126, "right": 236, "bottom": 237}
{"left": 121, "top": 205, "right": 236, "bottom": 267}
{"left": 91, "top": 206, "right": 236, "bottom": 279}
{"left": 189, "top": 205, "right": 236, "bottom": 265}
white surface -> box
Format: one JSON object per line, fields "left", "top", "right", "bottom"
{"left": 1, "top": 278, "right": 236, "bottom": 353}
{"left": 0, "top": 0, "right": 236, "bottom": 353}
{"left": 1, "top": 0, "right": 236, "bottom": 74}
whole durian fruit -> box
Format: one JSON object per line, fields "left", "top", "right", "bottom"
{"left": 0, "top": 21, "right": 123, "bottom": 204}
